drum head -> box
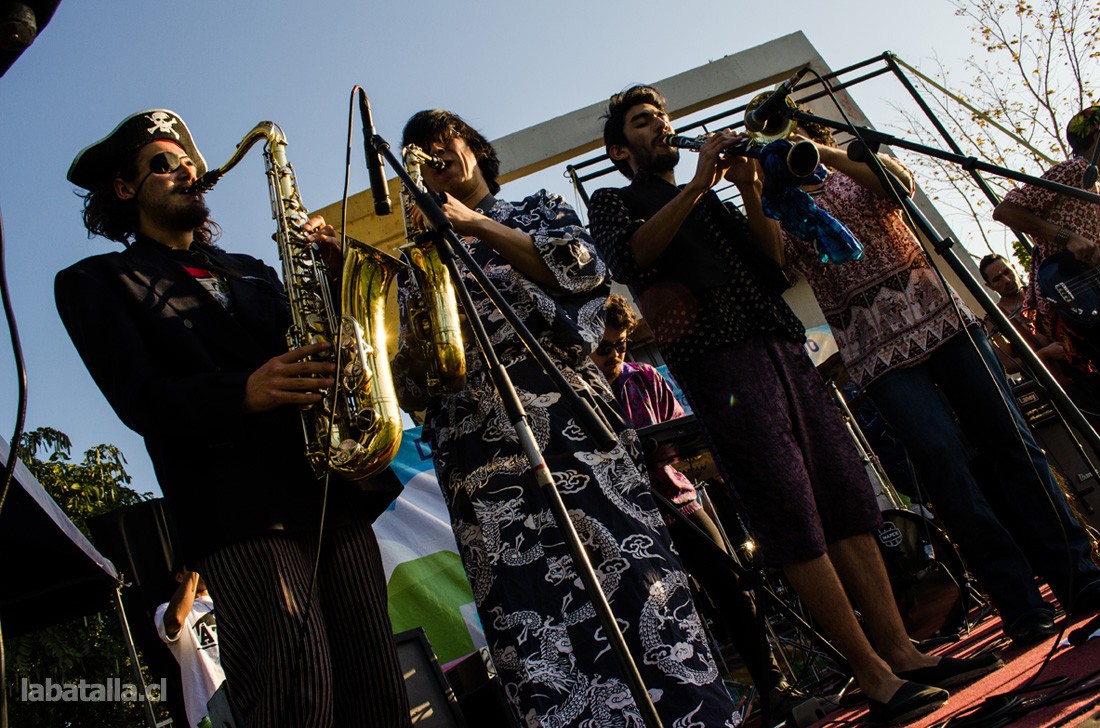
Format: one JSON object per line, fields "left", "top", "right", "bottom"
{"left": 875, "top": 509, "right": 966, "bottom": 641}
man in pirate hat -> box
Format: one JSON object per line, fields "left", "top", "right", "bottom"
{"left": 57, "top": 109, "right": 410, "bottom": 727}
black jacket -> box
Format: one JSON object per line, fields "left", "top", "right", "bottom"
{"left": 55, "top": 236, "right": 375, "bottom": 560}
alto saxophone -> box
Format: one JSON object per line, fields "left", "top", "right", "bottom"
{"left": 399, "top": 144, "right": 466, "bottom": 394}
{"left": 192, "top": 121, "right": 405, "bottom": 480}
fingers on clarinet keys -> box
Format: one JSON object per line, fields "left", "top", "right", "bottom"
{"left": 866, "top": 682, "right": 949, "bottom": 726}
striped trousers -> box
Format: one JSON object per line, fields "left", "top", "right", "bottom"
{"left": 200, "top": 521, "right": 410, "bottom": 727}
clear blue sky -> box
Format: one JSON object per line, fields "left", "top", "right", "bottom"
{"left": 0, "top": 1, "right": 984, "bottom": 495}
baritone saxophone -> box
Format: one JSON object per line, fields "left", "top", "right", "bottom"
{"left": 399, "top": 144, "right": 467, "bottom": 394}
{"left": 191, "top": 121, "right": 405, "bottom": 481}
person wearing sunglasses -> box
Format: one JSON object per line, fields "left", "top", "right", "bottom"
{"left": 591, "top": 294, "right": 800, "bottom": 720}
{"left": 56, "top": 110, "right": 409, "bottom": 727}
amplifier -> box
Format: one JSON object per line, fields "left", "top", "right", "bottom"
{"left": 1012, "top": 380, "right": 1100, "bottom": 532}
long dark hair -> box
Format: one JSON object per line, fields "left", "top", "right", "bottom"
{"left": 78, "top": 149, "right": 219, "bottom": 246}
{"left": 402, "top": 109, "right": 501, "bottom": 194}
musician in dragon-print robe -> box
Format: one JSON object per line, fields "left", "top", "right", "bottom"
{"left": 391, "top": 109, "right": 741, "bottom": 728}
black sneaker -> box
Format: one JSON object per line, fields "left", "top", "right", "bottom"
{"left": 866, "top": 682, "right": 949, "bottom": 726}
{"left": 1070, "top": 579, "right": 1100, "bottom": 616}
{"left": 1006, "top": 608, "right": 1057, "bottom": 646}
{"left": 895, "top": 652, "right": 1004, "bottom": 689}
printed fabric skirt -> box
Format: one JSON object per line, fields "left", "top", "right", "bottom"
{"left": 425, "top": 354, "right": 741, "bottom": 728}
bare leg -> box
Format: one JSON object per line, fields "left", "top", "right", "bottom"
{"left": 828, "top": 533, "right": 938, "bottom": 673}
{"left": 782, "top": 552, "right": 907, "bottom": 703}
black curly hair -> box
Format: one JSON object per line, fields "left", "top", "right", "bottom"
{"left": 793, "top": 103, "right": 836, "bottom": 147}
{"left": 78, "top": 147, "right": 219, "bottom": 246}
{"left": 402, "top": 109, "right": 501, "bottom": 194}
{"left": 602, "top": 85, "right": 668, "bottom": 179}
{"left": 604, "top": 294, "right": 638, "bottom": 332}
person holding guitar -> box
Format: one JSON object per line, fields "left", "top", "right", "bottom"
{"left": 993, "top": 105, "right": 1100, "bottom": 372}
{"left": 979, "top": 253, "right": 1100, "bottom": 425}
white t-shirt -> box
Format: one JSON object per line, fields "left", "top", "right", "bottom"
{"left": 154, "top": 595, "right": 226, "bottom": 728}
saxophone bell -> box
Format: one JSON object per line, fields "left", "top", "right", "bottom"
{"left": 199, "top": 121, "right": 406, "bottom": 481}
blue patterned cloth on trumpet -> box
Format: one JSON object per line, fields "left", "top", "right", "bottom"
{"left": 760, "top": 140, "right": 863, "bottom": 264}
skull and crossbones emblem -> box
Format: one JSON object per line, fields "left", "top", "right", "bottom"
{"left": 145, "top": 111, "right": 180, "bottom": 140}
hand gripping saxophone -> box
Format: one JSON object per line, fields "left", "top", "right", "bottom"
{"left": 398, "top": 144, "right": 467, "bottom": 394}
{"left": 191, "top": 122, "right": 404, "bottom": 480}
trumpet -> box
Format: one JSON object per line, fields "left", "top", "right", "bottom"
{"left": 661, "top": 133, "right": 821, "bottom": 179}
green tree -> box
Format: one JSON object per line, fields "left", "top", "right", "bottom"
{"left": 892, "top": 0, "right": 1100, "bottom": 268}
{"left": 3, "top": 427, "right": 163, "bottom": 728}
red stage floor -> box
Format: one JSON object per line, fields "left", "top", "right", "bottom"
{"left": 742, "top": 602, "right": 1100, "bottom": 727}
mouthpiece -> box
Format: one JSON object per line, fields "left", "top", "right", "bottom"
{"left": 182, "top": 171, "right": 220, "bottom": 195}
{"left": 661, "top": 133, "right": 704, "bottom": 150}
{"left": 403, "top": 144, "right": 446, "bottom": 172}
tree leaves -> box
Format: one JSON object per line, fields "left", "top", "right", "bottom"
{"left": 4, "top": 428, "right": 162, "bottom": 727}
{"left": 896, "top": 0, "right": 1098, "bottom": 267}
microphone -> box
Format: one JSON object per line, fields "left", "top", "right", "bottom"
{"left": 744, "top": 66, "right": 811, "bottom": 134}
{"left": 358, "top": 89, "right": 392, "bottom": 216}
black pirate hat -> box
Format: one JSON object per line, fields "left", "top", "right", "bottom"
{"left": 67, "top": 109, "right": 207, "bottom": 191}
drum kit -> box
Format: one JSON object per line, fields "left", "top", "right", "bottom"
{"left": 827, "top": 379, "right": 973, "bottom": 641}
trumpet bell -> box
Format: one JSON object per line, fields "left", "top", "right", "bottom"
{"left": 745, "top": 91, "right": 798, "bottom": 143}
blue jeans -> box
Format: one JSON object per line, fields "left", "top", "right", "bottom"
{"left": 865, "top": 327, "right": 1100, "bottom": 626}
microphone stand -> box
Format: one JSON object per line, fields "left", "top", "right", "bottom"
{"left": 365, "top": 131, "right": 663, "bottom": 728}
{"left": 1083, "top": 134, "right": 1100, "bottom": 190}
{"left": 782, "top": 107, "right": 1100, "bottom": 460}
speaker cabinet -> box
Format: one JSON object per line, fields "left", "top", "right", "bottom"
{"left": 86, "top": 498, "right": 179, "bottom": 597}
{"left": 1013, "top": 380, "right": 1100, "bottom": 532}
{"left": 396, "top": 627, "right": 467, "bottom": 727}
{"left": 444, "top": 650, "right": 518, "bottom": 728}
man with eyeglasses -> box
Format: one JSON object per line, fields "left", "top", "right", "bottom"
{"left": 56, "top": 110, "right": 409, "bottom": 727}
{"left": 591, "top": 294, "right": 799, "bottom": 719}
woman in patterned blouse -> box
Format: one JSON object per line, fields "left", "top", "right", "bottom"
{"left": 778, "top": 115, "right": 1100, "bottom": 645}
